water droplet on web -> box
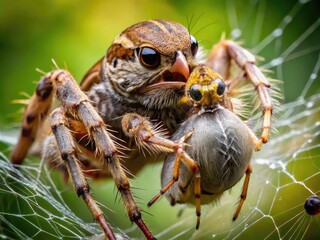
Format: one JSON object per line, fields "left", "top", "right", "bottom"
{"left": 306, "top": 102, "right": 314, "bottom": 108}
{"left": 270, "top": 57, "right": 284, "bottom": 67}
{"left": 310, "top": 73, "right": 317, "bottom": 80}
{"left": 231, "top": 28, "right": 242, "bottom": 39}
{"left": 255, "top": 158, "right": 269, "bottom": 165}
{"left": 272, "top": 28, "right": 283, "bottom": 37}
{"left": 284, "top": 15, "right": 292, "bottom": 23}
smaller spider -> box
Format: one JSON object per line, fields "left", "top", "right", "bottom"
{"left": 123, "top": 65, "right": 261, "bottom": 228}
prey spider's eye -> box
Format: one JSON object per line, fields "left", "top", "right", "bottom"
{"left": 139, "top": 47, "right": 161, "bottom": 69}
{"left": 216, "top": 79, "right": 225, "bottom": 95}
{"left": 190, "top": 35, "right": 198, "bottom": 57}
{"left": 189, "top": 84, "right": 202, "bottom": 102}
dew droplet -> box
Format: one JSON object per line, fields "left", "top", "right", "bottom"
{"left": 284, "top": 15, "right": 292, "bottom": 23}
{"left": 231, "top": 28, "right": 242, "bottom": 39}
{"left": 306, "top": 101, "right": 314, "bottom": 108}
{"left": 270, "top": 57, "right": 284, "bottom": 67}
{"left": 272, "top": 28, "right": 283, "bottom": 37}
{"left": 310, "top": 73, "right": 317, "bottom": 80}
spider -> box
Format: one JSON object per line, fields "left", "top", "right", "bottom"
{"left": 122, "top": 64, "right": 261, "bottom": 229}
{"left": 11, "top": 20, "right": 272, "bottom": 239}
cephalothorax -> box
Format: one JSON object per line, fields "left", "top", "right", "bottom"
{"left": 11, "top": 19, "right": 273, "bottom": 239}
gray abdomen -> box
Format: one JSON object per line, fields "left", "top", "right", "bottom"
{"left": 161, "top": 107, "right": 254, "bottom": 204}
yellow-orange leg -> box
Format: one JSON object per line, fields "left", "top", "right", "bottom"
{"left": 207, "top": 40, "right": 273, "bottom": 150}
{"left": 233, "top": 163, "right": 253, "bottom": 221}
{"left": 148, "top": 146, "right": 183, "bottom": 206}
{"left": 122, "top": 113, "right": 202, "bottom": 229}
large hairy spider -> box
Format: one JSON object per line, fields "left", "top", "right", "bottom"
{"left": 11, "top": 20, "right": 272, "bottom": 240}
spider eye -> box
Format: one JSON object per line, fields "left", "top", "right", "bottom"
{"left": 189, "top": 84, "right": 202, "bottom": 102}
{"left": 190, "top": 35, "right": 198, "bottom": 57}
{"left": 216, "top": 79, "right": 225, "bottom": 95}
{"left": 139, "top": 47, "right": 161, "bottom": 69}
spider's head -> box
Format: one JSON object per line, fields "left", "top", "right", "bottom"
{"left": 182, "top": 65, "right": 226, "bottom": 107}
{"left": 103, "top": 19, "right": 201, "bottom": 109}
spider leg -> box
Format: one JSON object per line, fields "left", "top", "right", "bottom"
{"left": 233, "top": 163, "right": 252, "bottom": 221}
{"left": 50, "top": 108, "right": 115, "bottom": 240}
{"left": 13, "top": 69, "right": 155, "bottom": 240}
{"left": 232, "top": 125, "right": 258, "bottom": 220}
{"left": 121, "top": 113, "right": 202, "bottom": 229}
{"left": 207, "top": 40, "right": 272, "bottom": 150}
{"left": 11, "top": 74, "right": 55, "bottom": 164}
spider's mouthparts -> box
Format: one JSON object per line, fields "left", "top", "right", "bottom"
{"left": 137, "top": 71, "right": 187, "bottom": 94}
{"left": 162, "top": 70, "right": 187, "bottom": 83}
{"left": 201, "top": 105, "right": 221, "bottom": 113}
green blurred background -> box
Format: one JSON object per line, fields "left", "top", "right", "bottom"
{"left": 0, "top": 0, "right": 319, "bottom": 125}
{"left": 0, "top": 0, "right": 319, "bottom": 239}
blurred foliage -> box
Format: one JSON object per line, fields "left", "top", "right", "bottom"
{"left": 1, "top": 0, "right": 319, "bottom": 125}
{"left": 0, "top": 0, "right": 320, "bottom": 239}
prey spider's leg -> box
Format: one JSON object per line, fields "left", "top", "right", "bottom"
{"left": 11, "top": 75, "right": 55, "bottom": 164}
{"left": 50, "top": 108, "right": 115, "bottom": 240}
{"left": 148, "top": 144, "right": 183, "bottom": 206}
{"left": 180, "top": 151, "right": 201, "bottom": 229}
{"left": 233, "top": 163, "right": 253, "bottom": 221}
{"left": 207, "top": 40, "right": 273, "bottom": 150}
{"left": 122, "top": 113, "right": 202, "bottom": 229}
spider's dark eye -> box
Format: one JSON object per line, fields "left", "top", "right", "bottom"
{"left": 139, "top": 47, "right": 161, "bottom": 69}
{"left": 189, "top": 84, "right": 202, "bottom": 102}
{"left": 216, "top": 79, "right": 225, "bottom": 95}
{"left": 190, "top": 35, "right": 198, "bottom": 57}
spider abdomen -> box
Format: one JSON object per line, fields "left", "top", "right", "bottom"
{"left": 161, "top": 107, "right": 254, "bottom": 205}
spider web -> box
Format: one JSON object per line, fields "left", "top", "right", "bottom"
{"left": 0, "top": 0, "right": 319, "bottom": 239}
{"left": 155, "top": 1, "right": 320, "bottom": 239}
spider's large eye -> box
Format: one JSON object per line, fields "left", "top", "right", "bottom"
{"left": 216, "top": 79, "right": 225, "bottom": 95}
{"left": 189, "top": 84, "right": 202, "bottom": 102}
{"left": 139, "top": 47, "right": 161, "bottom": 69}
{"left": 190, "top": 35, "right": 198, "bottom": 57}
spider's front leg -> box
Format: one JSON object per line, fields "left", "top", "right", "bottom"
{"left": 50, "top": 108, "right": 115, "bottom": 239}
{"left": 13, "top": 69, "right": 155, "bottom": 240}
{"left": 207, "top": 40, "right": 273, "bottom": 150}
{"left": 121, "top": 113, "right": 202, "bottom": 229}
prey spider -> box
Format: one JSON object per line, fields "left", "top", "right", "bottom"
{"left": 11, "top": 20, "right": 272, "bottom": 239}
